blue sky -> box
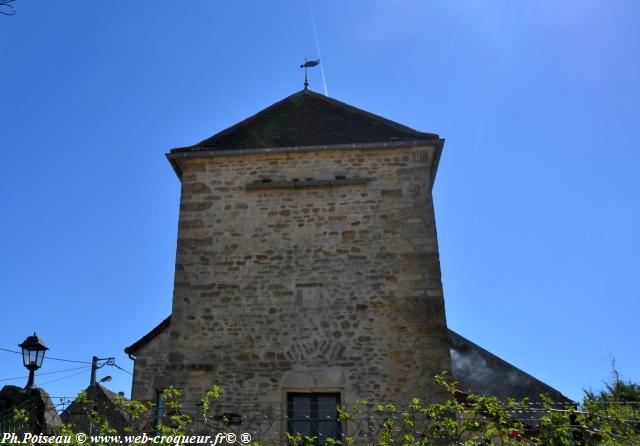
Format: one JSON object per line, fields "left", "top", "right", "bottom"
{"left": 1, "top": 1, "right": 638, "bottom": 403}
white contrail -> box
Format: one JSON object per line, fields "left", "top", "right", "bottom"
{"left": 308, "top": 0, "right": 328, "bottom": 96}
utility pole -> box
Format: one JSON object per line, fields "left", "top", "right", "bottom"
{"left": 90, "top": 356, "right": 98, "bottom": 388}
{"left": 89, "top": 356, "right": 114, "bottom": 389}
{"left": 88, "top": 356, "right": 114, "bottom": 435}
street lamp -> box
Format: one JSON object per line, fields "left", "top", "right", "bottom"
{"left": 19, "top": 332, "right": 49, "bottom": 389}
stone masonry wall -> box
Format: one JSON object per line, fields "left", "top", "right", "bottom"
{"left": 131, "top": 327, "right": 170, "bottom": 401}
{"left": 166, "top": 144, "right": 451, "bottom": 405}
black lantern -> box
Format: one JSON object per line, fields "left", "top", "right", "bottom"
{"left": 19, "top": 333, "right": 49, "bottom": 389}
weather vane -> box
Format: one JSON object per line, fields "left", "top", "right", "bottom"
{"left": 300, "top": 58, "right": 320, "bottom": 90}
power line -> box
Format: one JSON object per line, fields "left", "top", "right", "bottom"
{"left": 40, "top": 370, "right": 88, "bottom": 386}
{"left": 0, "top": 375, "right": 27, "bottom": 382}
{"left": 0, "top": 346, "right": 91, "bottom": 364}
{"left": 41, "top": 365, "right": 91, "bottom": 376}
{"left": 47, "top": 355, "right": 91, "bottom": 365}
{"left": 110, "top": 362, "right": 132, "bottom": 376}
{"left": 0, "top": 347, "right": 20, "bottom": 355}
{"left": 0, "top": 365, "right": 90, "bottom": 382}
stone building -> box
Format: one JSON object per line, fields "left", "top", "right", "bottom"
{"left": 60, "top": 384, "right": 130, "bottom": 434}
{"left": 125, "top": 88, "right": 568, "bottom": 436}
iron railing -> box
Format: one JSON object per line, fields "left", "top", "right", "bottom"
{"left": 3, "top": 398, "right": 634, "bottom": 445}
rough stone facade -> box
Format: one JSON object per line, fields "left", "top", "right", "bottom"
{"left": 129, "top": 320, "right": 170, "bottom": 401}
{"left": 133, "top": 143, "right": 451, "bottom": 405}
{"left": 126, "top": 91, "right": 571, "bottom": 424}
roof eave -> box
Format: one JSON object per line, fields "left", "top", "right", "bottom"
{"left": 124, "top": 315, "right": 172, "bottom": 356}
{"left": 430, "top": 138, "right": 445, "bottom": 190}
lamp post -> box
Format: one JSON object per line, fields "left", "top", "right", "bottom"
{"left": 18, "top": 333, "right": 49, "bottom": 390}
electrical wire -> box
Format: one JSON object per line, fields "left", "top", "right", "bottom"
{"left": 0, "top": 375, "right": 27, "bottom": 382}
{"left": 0, "top": 346, "right": 91, "bottom": 364}
{"left": 110, "top": 362, "right": 133, "bottom": 375}
{"left": 40, "top": 369, "right": 88, "bottom": 386}
{"left": 0, "top": 347, "right": 20, "bottom": 355}
{"left": 39, "top": 365, "right": 90, "bottom": 376}
{"left": 46, "top": 355, "right": 91, "bottom": 364}
{"left": 0, "top": 365, "right": 90, "bottom": 382}
{"left": 2, "top": 346, "right": 130, "bottom": 376}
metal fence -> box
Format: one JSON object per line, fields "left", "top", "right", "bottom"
{"left": 2, "top": 398, "right": 638, "bottom": 445}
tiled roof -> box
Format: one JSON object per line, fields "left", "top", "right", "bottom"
{"left": 171, "top": 89, "right": 438, "bottom": 152}
{"left": 449, "top": 329, "right": 572, "bottom": 403}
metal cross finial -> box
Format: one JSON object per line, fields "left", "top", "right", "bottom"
{"left": 300, "top": 58, "right": 320, "bottom": 90}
